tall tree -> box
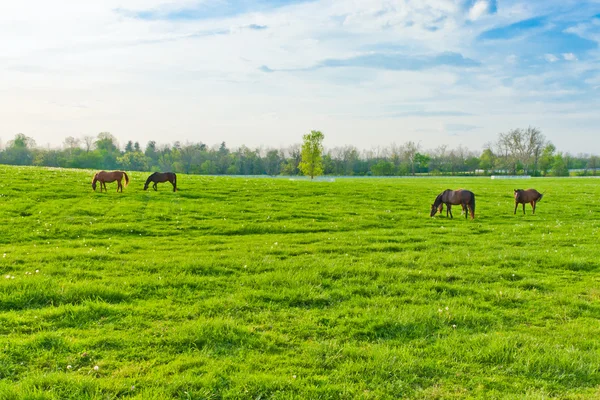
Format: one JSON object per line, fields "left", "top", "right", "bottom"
{"left": 403, "top": 141, "right": 421, "bottom": 176}
{"left": 299, "top": 130, "right": 324, "bottom": 179}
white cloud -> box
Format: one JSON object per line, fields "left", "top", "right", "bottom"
{"left": 468, "top": 0, "right": 491, "bottom": 21}
{"left": 0, "top": 0, "right": 598, "bottom": 153}
{"left": 562, "top": 52, "right": 577, "bottom": 61}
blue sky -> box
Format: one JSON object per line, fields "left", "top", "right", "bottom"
{"left": 1, "top": 0, "right": 599, "bottom": 153}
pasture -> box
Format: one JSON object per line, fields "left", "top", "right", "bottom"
{"left": 0, "top": 165, "right": 599, "bottom": 399}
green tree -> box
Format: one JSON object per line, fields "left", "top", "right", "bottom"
{"left": 479, "top": 148, "right": 495, "bottom": 174}
{"left": 3, "top": 133, "right": 36, "bottom": 165}
{"left": 551, "top": 153, "right": 569, "bottom": 176}
{"left": 588, "top": 155, "right": 599, "bottom": 175}
{"left": 414, "top": 153, "right": 430, "bottom": 174}
{"left": 117, "top": 152, "right": 150, "bottom": 171}
{"left": 538, "top": 143, "right": 556, "bottom": 176}
{"left": 299, "top": 130, "right": 324, "bottom": 179}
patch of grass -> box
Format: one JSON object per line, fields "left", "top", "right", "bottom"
{"left": 1, "top": 165, "right": 600, "bottom": 398}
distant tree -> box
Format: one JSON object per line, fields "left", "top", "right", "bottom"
{"left": 125, "top": 140, "right": 134, "bottom": 153}
{"left": 63, "top": 136, "right": 80, "bottom": 150}
{"left": 479, "top": 148, "right": 495, "bottom": 174}
{"left": 281, "top": 144, "right": 301, "bottom": 175}
{"left": 117, "top": 152, "right": 150, "bottom": 171}
{"left": 403, "top": 141, "right": 421, "bottom": 176}
{"left": 265, "top": 149, "right": 282, "bottom": 176}
{"left": 83, "top": 136, "right": 95, "bottom": 152}
{"left": 371, "top": 160, "right": 394, "bottom": 176}
{"left": 3, "top": 133, "right": 36, "bottom": 165}
{"left": 589, "top": 155, "right": 599, "bottom": 175}
{"left": 414, "top": 153, "right": 430, "bottom": 174}
{"left": 134, "top": 142, "right": 141, "bottom": 152}
{"left": 465, "top": 156, "right": 481, "bottom": 175}
{"left": 299, "top": 130, "right": 324, "bottom": 179}
{"left": 495, "top": 127, "right": 546, "bottom": 175}
{"left": 95, "top": 132, "right": 119, "bottom": 153}
{"left": 538, "top": 143, "right": 556, "bottom": 176}
{"left": 551, "top": 153, "right": 569, "bottom": 176}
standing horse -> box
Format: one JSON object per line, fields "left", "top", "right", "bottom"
{"left": 514, "top": 189, "right": 543, "bottom": 215}
{"left": 144, "top": 172, "right": 177, "bottom": 192}
{"left": 430, "top": 189, "right": 476, "bottom": 219}
{"left": 92, "top": 171, "right": 129, "bottom": 192}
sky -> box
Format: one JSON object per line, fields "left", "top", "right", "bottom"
{"left": 1, "top": 0, "right": 599, "bottom": 154}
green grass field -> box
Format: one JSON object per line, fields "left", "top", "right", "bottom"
{"left": 1, "top": 165, "right": 599, "bottom": 399}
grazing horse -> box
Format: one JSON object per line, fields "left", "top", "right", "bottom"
{"left": 430, "top": 189, "right": 476, "bottom": 219}
{"left": 514, "top": 189, "right": 543, "bottom": 215}
{"left": 92, "top": 171, "right": 129, "bottom": 192}
{"left": 144, "top": 172, "right": 177, "bottom": 192}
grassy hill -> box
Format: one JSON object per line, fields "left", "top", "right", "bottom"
{"left": 1, "top": 165, "right": 599, "bottom": 399}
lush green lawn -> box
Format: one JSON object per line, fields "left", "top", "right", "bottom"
{"left": 1, "top": 165, "right": 599, "bottom": 399}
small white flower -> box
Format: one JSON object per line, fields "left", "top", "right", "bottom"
{"left": 452, "top": 325, "right": 457, "bottom": 329}
{"left": 93, "top": 365, "right": 99, "bottom": 371}
{"left": 292, "top": 375, "right": 297, "bottom": 379}
{"left": 5, "top": 275, "right": 10, "bottom": 279}
{"left": 35, "top": 270, "right": 39, "bottom": 273}
{"left": 445, "top": 306, "right": 449, "bottom": 311}
{"left": 67, "top": 365, "right": 72, "bottom": 369}
{"left": 2, "top": 253, "right": 6, "bottom": 258}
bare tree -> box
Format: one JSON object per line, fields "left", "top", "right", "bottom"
{"left": 83, "top": 136, "right": 95, "bottom": 152}
{"left": 496, "top": 127, "right": 546, "bottom": 174}
{"left": 403, "top": 141, "right": 421, "bottom": 176}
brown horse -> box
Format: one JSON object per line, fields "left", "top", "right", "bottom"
{"left": 514, "top": 189, "right": 543, "bottom": 215}
{"left": 144, "top": 172, "right": 177, "bottom": 192}
{"left": 430, "top": 189, "right": 475, "bottom": 219}
{"left": 92, "top": 171, "right": 130, "bottom": 192}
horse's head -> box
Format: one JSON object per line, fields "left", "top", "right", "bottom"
{"left": 143, "top": 183, "right": 149, "bottom": 191}
{"left": 92, "top": 181, "right": 97, "bottom": 191}
{"left": 430, "top": 204, "right": 438, "bottom": 217}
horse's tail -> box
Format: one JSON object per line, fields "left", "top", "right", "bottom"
{"left": 538, "top": 192, "right": 544, "bottom": 202}
{"left": 469, "top": 193, "right": 476, "bottom": 219}
{"left": 172, "top": 173, "right": 177, "bottom": 191}
{"left": 123, "top": 172, "right": 130, "bottom": 187}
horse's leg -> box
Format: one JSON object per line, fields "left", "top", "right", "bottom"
{"left": 153, "top": 182, "right": 158, "bottom": 191}
{"left": 514, "top": 202, "right": 518, "bottom": 215}
{"left": 464, "top": 203, "right": 468, "bottom": 219}
{"left": 522, "top": 203, "right": 526, "bottom": 214}
{"left": 117, "top": 180, "right": 122, "bottom": 193}
{"left": 448, "top": 204, "right": 453, "bottom": 219}
{"left": 531, "top": 201, "right": 535, "bottom": 214}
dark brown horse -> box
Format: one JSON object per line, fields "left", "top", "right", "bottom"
{"left": 514, "top": 189, "right": 543, "bottom": 215}
{"left": 92, "top": 171, "right": 129, "bottom": 192}
{"left": 144, "top": 172, "right": 177, "bottom": 192}
{"left": 430, "top": 189, "right": 475, "bottom": 219}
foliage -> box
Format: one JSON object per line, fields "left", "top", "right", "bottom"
{"left": 1, "top": 165, "right": 600, "bottom": 399}
{"left": 0, "top": 129, "right": 597, "bottom": 177}
{"left": 299, "top": 130, "right": 325, "bottom": 179}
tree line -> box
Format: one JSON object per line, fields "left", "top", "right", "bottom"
{"left": 0, "top": 128, "right": 597, "bottom": 177}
